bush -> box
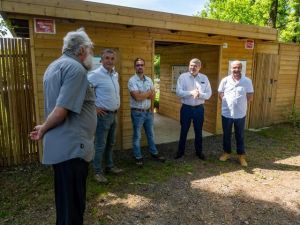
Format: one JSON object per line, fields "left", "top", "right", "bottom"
{"left": 285, "top": 104, "right": 300, "bottom": 128}
{"left": 154, "top": 99, "right": 159, "bottom": 109}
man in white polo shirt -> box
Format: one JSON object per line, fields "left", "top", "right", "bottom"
{"left": 218, "top": 60, "right": 254, "bottom": 167}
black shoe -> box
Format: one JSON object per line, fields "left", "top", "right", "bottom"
{"left": 151, "top": 153, "right": 166, "bottom": 163}
{"left": 174, "top": 153, "right": 184, "bottom": 159}
{"left": 197, "top": 153, "right": 206, "bottom": 161}
{"left": 135, "top": 158, "right": 144, "bottom": 166}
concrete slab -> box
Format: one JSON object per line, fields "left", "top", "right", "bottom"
{"left": 154, "top": 113, "right": 212, "bottom": 144}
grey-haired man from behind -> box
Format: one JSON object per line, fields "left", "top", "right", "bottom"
{"left": 30, "top": 28, "right": 96, "bottom": 225}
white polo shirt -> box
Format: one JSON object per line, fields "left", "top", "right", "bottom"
{"left": 218, "top": 75, "right": 254, "bottom": 119}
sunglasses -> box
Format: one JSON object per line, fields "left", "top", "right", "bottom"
{"left": 136, "top": 64, "right": 144, "bottom": 67}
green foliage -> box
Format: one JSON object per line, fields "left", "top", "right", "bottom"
{"left": 154, "top": 98, "right": 159, "bottom": 109}
{"left": 285, "top": 104, "right": 300, "bottom": 128}
{"left": 198, "top": 0, "right": 300, "bottom": 43}
{"left": 0, "top": 19, "right": 13, "bottom": 37}
{"left": 154, "top": 54, "right": 160, "bottom": 78}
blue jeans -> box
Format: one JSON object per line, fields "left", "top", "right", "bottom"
{"left": 178, "top": 104, "right": 204, "bottom": 156}
{"left": 222, "top": 116, "right": 246, "bottom": 155}
{"left": 131, "top": 110, "right": 158, "bottom": 159}
{"left": 93, "top": 113, "right": 117, "bottom": 174}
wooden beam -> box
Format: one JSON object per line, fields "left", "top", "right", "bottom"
{"left": 0, "top": 0, "right": 278, "bottom": 40}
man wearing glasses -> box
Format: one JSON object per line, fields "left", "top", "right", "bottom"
{"left": 128, "top": 58, "right": 166, "bottom": 166}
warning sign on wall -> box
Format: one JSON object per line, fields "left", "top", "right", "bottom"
{"left": 245, "top": 39, "right": 254, "bottom": 49}
{"left": 34, "top": 18, "right": 56, "bottom": 34}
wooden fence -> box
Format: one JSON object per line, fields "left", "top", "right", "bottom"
{"left": 0, "top": 38, "right": 39, "bottom": 167}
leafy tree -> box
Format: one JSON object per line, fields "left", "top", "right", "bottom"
{"left": 0, "top": 19, "right": 13, "bottom": 37}
{"left": 198, "top": 0, "right": 300, "bottom": 43}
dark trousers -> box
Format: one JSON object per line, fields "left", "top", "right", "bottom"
{"left": 53, "top": 158, "right": 89, "bottom": 225}
{"left": 177, "top": 104, "right": 204, "bottom": 156}
{"left": 222, "top": 116, "right": 246, "bottom": 155}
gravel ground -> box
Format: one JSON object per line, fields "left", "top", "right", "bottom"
{"left": 85, "top": 129, "right": 300, "bottom": 225}
{"left": 1, "top": 126, "right": 299, "bottom": 225}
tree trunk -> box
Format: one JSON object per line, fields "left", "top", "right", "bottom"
{"left": 268, "top": 0, "right": 278, "bottom": 28}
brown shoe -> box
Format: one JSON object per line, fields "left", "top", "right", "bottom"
{"left": 219, "top": 153, "right": 231, "bottom": 162}
{"left": 238, "top": 155, "right": 248, "bottom": 167}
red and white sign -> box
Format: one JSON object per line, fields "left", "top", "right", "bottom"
{"left": 245, "top": 39, "right": 254, "bottom": 49}
{"left": 34, "top": 18, "right": 56, "bottom": 34}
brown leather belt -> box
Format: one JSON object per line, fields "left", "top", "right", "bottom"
{"left": 98, "top": 108, "right": 118, "bottom": 114}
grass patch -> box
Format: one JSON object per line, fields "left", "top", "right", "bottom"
{"left": 255, "top": 125, "right": 290, "bottom": 139}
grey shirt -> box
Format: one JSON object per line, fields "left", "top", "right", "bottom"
{"left": 42, "top": 53, "right": 97, "bottom": 165}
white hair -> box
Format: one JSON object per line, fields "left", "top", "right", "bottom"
{"left": 231, "top": 60, "right": 242, "bottom": 68}
{"left": 62, "top": 28, "right": 93, "bottom": 55}
{"left": 190, "top": 58, "right": 201, "bottom": 66}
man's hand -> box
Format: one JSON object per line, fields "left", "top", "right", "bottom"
{"left": 29, "top": 125, "right": 45, "bottom": 141}
{"left": 147, "top": 89, "right": 156, "bottom": 99}
{"left": 96, "top": 108, "right": 108, "bottom": 116}
{"left": 191, "top": 89, "right": 199, "bottom": 99}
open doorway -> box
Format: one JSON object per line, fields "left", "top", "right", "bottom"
{"left": 153, "top": 41, "right": 219, "bottom": 144}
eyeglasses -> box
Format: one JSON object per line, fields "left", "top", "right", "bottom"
{"left": 136, "top": 64, "right": 144, "bottom": 67}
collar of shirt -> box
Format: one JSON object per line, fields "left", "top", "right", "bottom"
{"left": 100, "top": 65, "right": 117, "bottom": 76}
{"left": 134, "top": 73, "right": 148, "bottom": 81}
{"left": 189, "top": 72, "right": 198, "bottom": 78}
{"left": 62, "top": 51, "right": 85, "bottom": 69}
{"left": 229, "top": 74, "right": 245, "bottom": 85}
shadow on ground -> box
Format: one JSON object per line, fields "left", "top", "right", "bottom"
{"left": 1, "top": 124, "right": 300, "bottom": 225}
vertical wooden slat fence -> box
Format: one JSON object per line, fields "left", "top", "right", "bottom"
{"left": 0, "top": 38, "right": 39, "bottom": 167}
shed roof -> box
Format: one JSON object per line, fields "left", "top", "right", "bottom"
{"left": 0, "top": 0, "right": 278, "bottom": 40}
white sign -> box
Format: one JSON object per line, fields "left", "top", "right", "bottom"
{"left": 171, "top": 65, "right": 188, "bottom": 92}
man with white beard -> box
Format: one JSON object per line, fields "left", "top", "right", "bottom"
{"left": 30, "top": 28, "right": 97, "bottom": 225}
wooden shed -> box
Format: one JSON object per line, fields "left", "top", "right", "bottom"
{"left": 1, "top": 0, "right": 300, "bottom": 152}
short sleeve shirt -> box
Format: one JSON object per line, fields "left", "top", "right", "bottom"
{"left": 128, "top": 74, "right": 153, "bottom": 109}
{"left": 218, "top": 75, "right": 254, "bottom": 119}
{"left": 42, "top": 54, "right": 97, "bottom": 165}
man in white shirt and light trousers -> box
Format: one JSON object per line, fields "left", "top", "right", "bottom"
{"left": 218, "top": 60, "right": 254, "bottom": 167}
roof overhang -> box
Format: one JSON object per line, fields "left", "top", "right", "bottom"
{"left": 0, "top": 0, "right": 278, "bottom": 41}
